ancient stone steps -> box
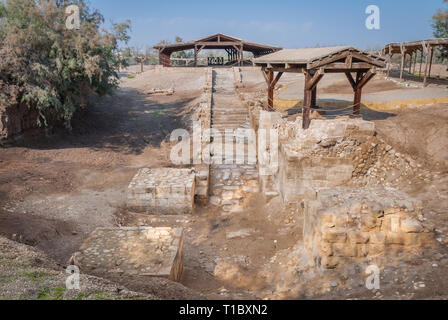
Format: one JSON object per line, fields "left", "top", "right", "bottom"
{"left": 209, "top": 68, "right": 260, "bottom": 214}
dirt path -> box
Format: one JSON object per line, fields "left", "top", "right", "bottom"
{"left": 0, "top": 70, "right": 201, "bottom": 264}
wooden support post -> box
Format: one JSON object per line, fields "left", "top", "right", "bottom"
{"left": 386, "top": 45, "right": 392, "bottom": 78}
{"left": 408, "top": 52, "right": 413, "bottom": 74}
{"left": 400, "top": 44, "right": 406, "bottom": 81}
{"left": 194, "top": 46, "right": 198, "bottom": 67}
{"left": 352, "top": 70, "right": 375, "bottom": 116}
{"left": 387, "top": 54, "right": 392, "bottom": 78}
{"left": 268, "top": 70, "right": 274, "bottom": 108}
{"left": 302, "top": 70, "right": 324, "bottom": 129}
{"left": 303, "top": 72, "right": 312, "bottom": 129}
{"left": 354, "top": 87, "right": 362, "bottom": 116}
{"left": 428, "top": 47, "right": 434, "bottom": 79}
{"left": 262, "top": 69, "right": 284, "bottom": 110}
{"left": 424, "top": 46, "right": 432, "bottom": 87}
{"left": 419, "top": 49, "right": 423, "bottom": 77}
{"left": 413, "top": 51, "right": 418, "bottom": 75}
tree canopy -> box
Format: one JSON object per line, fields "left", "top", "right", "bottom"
{"left": 432, "top": 0, "right": 448, "bottom": 59}
{"left": 0, "top": 0, "right": 131, "bottom": 128}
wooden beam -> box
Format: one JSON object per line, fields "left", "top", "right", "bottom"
{"left": 264, "top": 67, "right": 305, "bottom": 73}
{"left": 322, "top": 62, "right": 375, "bottom": 70}
{"left": 345, "top": 55, "right": 353, "bottom": 68}
{"left": 357, "top": 70, "right": 375, "bottom": 89}
{"left": 262, "top": 69, "right": 283, "bottom": 110}
{"left": 305, "top": 69, "right": 324, "bottom": 90}
{"left": 350, "top": 51, "right": 385, "bottom": 68}
{"left": 196, "top": 41, "right": 243, "bottom": 46}
{"left": 308, "top": 50, "right": 350, "bottom": 69}
{"left": 271, "top": 71, "right": 283, "bottom": 88}
{"left": 345, "top": 72, "right": 356, "bottom": 90}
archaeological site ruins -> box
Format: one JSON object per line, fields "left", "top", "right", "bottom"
{"left": 1, "top": 1, "right": 448, "bottom": 303}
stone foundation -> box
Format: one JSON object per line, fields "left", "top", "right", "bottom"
{"left": 127, "top": 168, "right": 195, "bottom": 215}
{"left": 276, "top": 117, "right": 376, "bottom": 204}
{"left": 72, "top": 227, "right": 184, "bottom": 281}
{"left": 303, "top": 187, "right": 435, "bottom": 269}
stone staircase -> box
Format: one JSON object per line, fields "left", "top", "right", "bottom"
{"left": 209, "top": 68, "right": 260, "bottom": 213}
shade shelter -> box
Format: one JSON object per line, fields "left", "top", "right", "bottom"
{"left": 254, "top": 46, "right": 386, "bottom": 129}
{"left": 382, "top": 38, "right": 448, "bottom": 87}
{"left": 154, "top": 33, "right": 281, "bottom": 67}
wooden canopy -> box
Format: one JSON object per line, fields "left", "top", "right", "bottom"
{"left": 254, "top": 46, "right": 386, "bottom": 129}
{"left": 154, "top": 33, "right": 281, "bottom": 67}
{"left": 382, "top": 38, "right": 448, "bottom": 86}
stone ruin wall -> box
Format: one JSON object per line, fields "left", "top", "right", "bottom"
{"left": 304, "top": 187, "right": 435, "bottom": 269}
{"left": 192, "top": 68, "right": 213, "bottom": 204}
{"left": 232, "top": 69, "right": 436, "bottom": 269}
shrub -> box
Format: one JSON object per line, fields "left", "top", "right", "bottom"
{"left": 0, "top": 0, "right": 130, "bottom": 128}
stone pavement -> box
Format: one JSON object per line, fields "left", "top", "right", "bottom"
{"left": 71, "top": 227, "right": 184, "bottom": 281}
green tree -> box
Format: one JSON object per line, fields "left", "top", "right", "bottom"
{"left": 0, "top": 0, "right": 131, "bottom": 128}
{"left": 432, "top": 0, "right": 448, "bottom": 59}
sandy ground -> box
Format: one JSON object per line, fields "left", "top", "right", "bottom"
{"left": 239, "top": 68, "right": 448, "bottom": 103}
{"left": 1, "top": 67, "right": 448, "bottom": 300}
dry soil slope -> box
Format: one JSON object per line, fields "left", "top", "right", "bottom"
{"left": 374, "top": 104, "right": 448, "bottom": 171}
{"left": 0, "top": 235, "right": 204, "bottom": 300}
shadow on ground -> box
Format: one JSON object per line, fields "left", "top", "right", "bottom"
{"left": 3, "top": 87, "right": 196, "bottom": 155}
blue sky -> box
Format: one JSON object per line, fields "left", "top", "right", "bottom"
{"left": 90, "top": 0, "right": 445, "bottom": 50}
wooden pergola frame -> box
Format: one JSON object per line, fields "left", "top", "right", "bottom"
{"left": 254, "top": 47, "right": 386, "bottom": 129}
{"left": 154, "top": 33, "right": 281, "bottom": 67}
{"left": 382, "top": 38, "right": 448, "bottom": 87}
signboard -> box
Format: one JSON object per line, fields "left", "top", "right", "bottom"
{"left": 208, "top": 57, "right": 224, "bottom": 66}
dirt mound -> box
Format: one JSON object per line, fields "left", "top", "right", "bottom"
{"left": 374, "top": 104, "right": 448, "bottom": 171}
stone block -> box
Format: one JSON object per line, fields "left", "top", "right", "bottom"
{"left": 302, "top": 187, "right": 434, "bottom": 269}
{"left": 333, "top": 243, "right": 358, "bottom": 257}
{"left": 127, "top": 168, "right": 195, "bottom": 215}
{"left": 72, "top": 227, "right": 184, "bottom": 282}
{"left": 321, "top": 228, "right": 347, "bottom": 243}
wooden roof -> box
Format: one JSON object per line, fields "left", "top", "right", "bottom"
{"left": 383, "top": 38, "right": 448, "bottom": 55}
{"left": 153, "top": 33, "right": 282, "bottom": 56}
{"left": 254, "top": 46, "right": 386, "bottom": 71}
